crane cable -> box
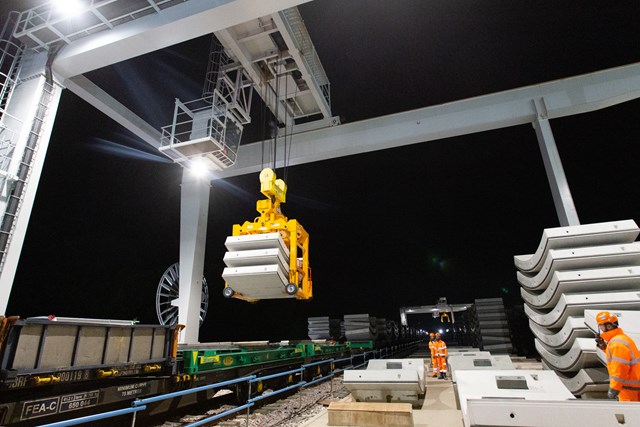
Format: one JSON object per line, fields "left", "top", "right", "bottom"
{"left": 272, "top": 55, "right": 281, "bottom": 172}
{"left": 282, "top": 61, "right": 289, "bottom": 183}
{"left": 260, "top": 78, "right": 266, "bottom": 171}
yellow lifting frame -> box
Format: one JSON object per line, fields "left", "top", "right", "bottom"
{"left": 224, "top": 168, "right": 312, "bottom": 302}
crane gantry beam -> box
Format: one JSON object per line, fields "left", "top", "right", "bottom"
{"left": 213, "top": 61, "right": 640, "bottom": 179}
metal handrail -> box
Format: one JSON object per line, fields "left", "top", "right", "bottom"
{"left": 38, "top": 405, "right": 147, "bottom": 427}
{"left": 250, "top": 367, "right": 303, "bottom": 383}
{"left": 43, "top": 342, "right": 419, "bottom": 427}
{"left": 132, "top": 375, "right": 256, "bottom": 407}
{"left": 302, "top": 358, "right": 334, "bottom": 368}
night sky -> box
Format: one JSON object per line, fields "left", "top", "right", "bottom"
{"left": 2, "top": 1, "right": 640, "bottom": 343}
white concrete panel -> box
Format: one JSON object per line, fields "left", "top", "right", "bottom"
{"left": 534, "top": 338, "right": 598, "bottom": 372}
{"left": 514, "top": 220, "right": 639, "bottom": 274}
{"left": 526, "top": 291, "right": 640, "bottom": 329}
{"left": 344, "top": 369, "right": 425, "bottom": 405}
{"left": 449, "top": 355, "right": 515, "bottom": 382}
{"left": 456, "top": 370, "right": 574, "bottom": 427}
{"left": 528, "top": 317, "right": 590, "bottom": 351}
{"left": 222, "top": 264, "right": 294, "bottom": 299}
{"left": 223, "top": 248, "right": 288, "bottom": 270}
{"left": 366, "top": 358, "right": 425, "bottom": 387}
{"left": 224, "top": 233, "right": 289, "bottom": 255}
{"left": 517, "top": 242, "right": 640, "bottom": 291}
{"left": 447, "top": 351, "right": 489, "bottom": 359}
{"left": 521, "top": 266, "right": 640, "bottom": 309}
{"left": 466, "top": 399, "right": 640, "bottom": 427}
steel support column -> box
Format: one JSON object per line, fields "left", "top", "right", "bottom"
{"left": 532, "top": 98, "right": 580, "bottom": 226}
{"left": 0, "top": 51, "right": 63, "bottom": 315}
{"left": 178, "top": 169, "right": 210, "bottom": 344}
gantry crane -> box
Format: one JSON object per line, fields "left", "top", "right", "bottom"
{"left": 222, "top": 168, "right": 312, "bottom": 302}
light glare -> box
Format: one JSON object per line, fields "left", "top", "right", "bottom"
{"left": 189, "top": 158, "right": 209, "bottom": 178}
{"left": 53, "top": 0, "right": 85, "bottom": 18}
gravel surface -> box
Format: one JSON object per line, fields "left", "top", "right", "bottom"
{"left": 154, "top": 375, "right": 346, "bottom": 427}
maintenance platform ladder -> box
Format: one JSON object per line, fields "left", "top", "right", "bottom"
{"left": 0, "top": 80, "right": 56, "bottom": 273}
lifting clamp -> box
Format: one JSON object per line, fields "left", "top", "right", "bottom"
{"left": 222, "top": 168, "right": 312, "bottom": 302}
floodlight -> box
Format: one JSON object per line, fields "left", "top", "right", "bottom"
{"left": 189, "top": 157, "right": 209, "bottom": 178}
{"left": 52, "top": 0, "right": 85, "bottom": 18}
{"left": 438, "top": 328, "right": 443, "bottom": 334}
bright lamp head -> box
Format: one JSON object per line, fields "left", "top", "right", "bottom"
{"left": 52, "top": 0, "right": 85, "bottom": 18}
{"left": 189, "top": 157, "right": 210, "bottom": 178}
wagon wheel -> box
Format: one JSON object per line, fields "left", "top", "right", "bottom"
{"left": 155, "top": 262, "right": 208, "bottom": 326}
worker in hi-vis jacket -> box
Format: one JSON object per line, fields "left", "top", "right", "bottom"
{"left": 433, "top": 332, "right": 448, "bottom": 379}
{"left": 595, "top": 311, "right": 640, "bottom": 401}
{"left": 428, "top": 332, "right": 438, "bottom": 377}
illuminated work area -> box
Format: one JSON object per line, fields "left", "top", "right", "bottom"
{"left": 0, "top": 1, "right": 640, "bottom": 425}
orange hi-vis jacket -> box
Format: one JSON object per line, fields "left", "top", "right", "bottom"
{"left": 600, "top": 327, "right": 640, "bottom": 401}
{"left": 433, "top": 339, "right": 448, "bottom": 373}
{"left": 433, "top": 339, "right": 447, "bottom": 357}
{"left": 429, "top": 340, "right": 437, "bottom": 375}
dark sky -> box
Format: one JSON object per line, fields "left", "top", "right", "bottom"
{"left": 2, "top": 1, "right": 640, "bottom": 342}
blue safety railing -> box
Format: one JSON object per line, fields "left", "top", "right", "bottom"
{"left": 41, "top": 341, "right": 418, "bottom": 427}
{"left": 38, "top": 406, "right": 147, "bottom": 427}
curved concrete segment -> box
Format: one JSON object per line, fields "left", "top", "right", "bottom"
{"left": 526, "top": 291, "right": 640, "bottom": 329}
{"left": 521, "top": 266, "right": 640, "bottom": 309}
{"left": 517, "top": 242, "right": 640, "bottom": 291}
{"left": 528, "top": 317, "right": 591, "bottom": 351}
{"left": 552, "top": 366, "right": 609, "bottom": 395}
{"left": 514, "top": 219, "right": 639, "bottom": 274}
{"left": 222, "top": 264, "right": 295, "bottom": 299}
{"left": 535, "top": 338, "right": 599, "bottom": 372}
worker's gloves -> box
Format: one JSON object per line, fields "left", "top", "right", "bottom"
{"left": 608, "top": 388, "right": 620, "bottom": 400}
{"left": 595, "top": 336, "right": 607, "bottom": 350}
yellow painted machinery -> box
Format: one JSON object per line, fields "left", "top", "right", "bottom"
{"left": 222, "top": 168, "right": 312, "bottom": 302}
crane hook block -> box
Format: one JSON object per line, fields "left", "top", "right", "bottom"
{"left": 260, "top": 168, "right": 286, "bottom": 203}
{"left": 222, "top": 168, "right": 312, "bottom": 302}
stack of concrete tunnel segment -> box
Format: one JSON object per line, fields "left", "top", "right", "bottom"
{"left": 308, "top": 314, "right": 414, "bottom": 343}
{"left": 515, "top": 219, "right": 640, "bottom": 395}
{"left": 472, "top": 298, "right": 514, "bottom": 354}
